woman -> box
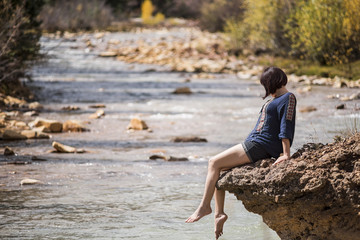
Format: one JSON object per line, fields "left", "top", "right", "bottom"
{"left": 185, "top": 67, "right": 297, "bottom": 239}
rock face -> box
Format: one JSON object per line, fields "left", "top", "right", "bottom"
{"left": 216, "top": 133, "right": 360, "bottom": 240}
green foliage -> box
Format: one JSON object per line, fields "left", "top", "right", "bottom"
{"left": 286, "top": 0, "right": 356, "bottom": 65}
{"left": 200, "top": 0, "right": 246, "bottom": 33}
{"left": 0, "top": 0, "right": 44, "bottom": 97}
{"left": 224, "top": 0, "right": 294, "bottom": 54}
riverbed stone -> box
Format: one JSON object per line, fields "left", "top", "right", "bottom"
{"left": 127, "top": 118, "right": 148, "bottom": 130}
{"left": 20, "top": 178, "right": 42, "bottom": 185}
{"left": 2, "top": 129, "right": 27, "bottom": 140}
{"left": 149, "top": 154, "right": 189, "bottom": 161}
{"left": 20, "top": 130, "right": 50, "bottom": 139}
{"left": 99, "top": 51, "right": 117, "bottom": 57}
{"left": 23, "top": 111, "right": 39, "bottom": 117}
{"left": 52, "top": 141, "right": 78, "bottom": 153}
{"left": 4, "top": 146, "right": 15, "bottom": 156}
{"left": 61, "top": 105, "right": 80, "bottom": 111}
{"left": 29, "top": 118, "right": 63, "bottom": 133}
{"left": 63, "top": 120, "right": 89, "bottom": 132}
{"left": 171, "top": 136, "right": 208, "bottom": 142}
{"left": 172, "top": 87, "right": 192, "bottom": 94}
{"left": 89, "top": 109, "right": 105, "bottom": 119}
{"left": 28, "top": 101, "right": 43, "bottom": 110}
{"left": 299, "top": 106, "right": 317, "bottom": 113}
{"left": 89, "top": 104, "right": 106, "bottom": 108}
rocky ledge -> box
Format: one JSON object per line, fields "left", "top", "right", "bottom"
{"left": 217, "top": 133, "right": 360, "bottom": 240}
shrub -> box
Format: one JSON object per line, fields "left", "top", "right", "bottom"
{"left": 224, "top": 0, "right": 294, "bottom": 55}
{"left": 286, "top": 0, "right": 360, "bottom": 66}
{"left": 200, "top": 0, "right": 246, "bottom": 33}
{"left": 0, "top": 0, "right": 44, "bottom": 98}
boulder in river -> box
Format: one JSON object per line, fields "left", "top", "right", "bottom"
{"left": 29, "top": 118, "right": 63, "bottom": 133}
{"left": 216, "top": 133, "right": 360, "bottom": 240}
{"left": 52, "top": 141, "right": 85, "bottom": 153}
{"left": 63, "top": 120, "right": 89, "bottom": 132}
{"left": 127, "top": 118, "right": 148, "bottom": 130}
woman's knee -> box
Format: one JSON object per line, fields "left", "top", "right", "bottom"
{"left": 208, "top": 156, "right": 220, "bottom": 169}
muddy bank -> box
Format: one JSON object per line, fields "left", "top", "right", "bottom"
{"left": 217, "top": 133, "right": 360, "bottom": 240}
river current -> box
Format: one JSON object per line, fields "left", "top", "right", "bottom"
{"left": 1, "top": 31, "right": 359, "bottom": 239}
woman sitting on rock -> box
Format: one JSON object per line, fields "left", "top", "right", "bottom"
{"left": 185, "top": 66, "right": 297, "bottom": 239}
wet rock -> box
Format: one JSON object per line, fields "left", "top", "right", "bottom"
{"left": 149, "top": 154, "right": 167, "bottom": 160}
{"left": 171, "top": 136, "right": 207, "bottom": 142}
{"left": 99, "top": 51, "right": 117, "bottom": 57}
{"left": 296, "top": 86, "right": 312, "bottom": 94}
{"left": 333, "top": 78, "right": 348, "bottom": 88}
{"left": 28, "top": 101, "right": 43, "bottom": 110}
{"left": 89, "top": 104, "right": 106, "bottom": 108}
{"left": 31, "top": 156, "right": 47, "bottom": 161}
{"left": 172, "top": 87, "right": 192, "bottom": 94}
{"left": 3, "top": 95, "right": 27, "bottom": 107}
{"left": 89, "top": 109, "right": 105, "bottom": 119}
{"left": 20, "top": 178, "right": 42, "bottom": 185}
{"left": 127, "top": 118, "right": 148, "bottom": 130}
{"left": 23, "top": 111, "right": 39, "bottom": 117}
{"left": 29, "top": 118, "right": 63, "bottom": 133}
{"left": 63, "top": 120, "right": 89, "bottom": 132}
{"left": 4, "top": 146, "right": 15, "bottom": 156}
{"left": 349, "top": 92, "right": 360, "bottom": 100}
{"left": 2, "top": 130, "right": 27, "bottom": 140}
{"left": 61, "top": 106, "right": 80, "bottom": 111}
{"left": 336, "top": 104, "right": 345, "bottom": 110}
{"left": 299, "top": 106, "right": 317, "bottom": 113}
{"left": 149, "top": 154, "right": 188, "bottom": 161}
{"left": 52, "top": 141, "right": 85, "bottom": 153}
{"left": 20, "top": 130, "right": 50, "bottom": 139}
{"left": 217, "top": 133, "right": 360, "bottom": 240}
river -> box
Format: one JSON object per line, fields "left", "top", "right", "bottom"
{"left": 1, "top": 30, "right": 359, "bottom": 240}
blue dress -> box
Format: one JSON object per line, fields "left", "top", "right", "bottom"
{"left": 246, "top": 92, "right": 297, "bottom": 158}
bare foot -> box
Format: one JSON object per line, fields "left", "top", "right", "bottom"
{"left": 214, "top": 213, "right": 228, "bottom": 239}
{"left": 185, "top": 206, "right": 212, "bottom": 223}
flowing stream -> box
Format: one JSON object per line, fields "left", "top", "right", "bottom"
{"left": 1, "top": 31, "right": 359, "bottom": 240}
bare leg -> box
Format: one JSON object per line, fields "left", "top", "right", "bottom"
{"left": 185, "top": 143, "right": 250, "bottom": 223}
{"left": 214, "top": 188, "right": 227, "bottom": 239}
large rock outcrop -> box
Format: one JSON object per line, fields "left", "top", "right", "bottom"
{"left": 217, "top": 133, "right": 360, "bottom": 240}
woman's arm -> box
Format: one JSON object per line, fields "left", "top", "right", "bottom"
{"left": 273, "top": 138, "right": 291, "bottom": 166}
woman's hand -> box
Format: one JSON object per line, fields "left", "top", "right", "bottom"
{"left": 272, "top": 155, "right": 290, "bottom": 166}
{"left": 273, "top": 138, "right": 291, "bottom": 166}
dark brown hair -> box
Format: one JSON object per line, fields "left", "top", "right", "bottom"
{"left": 260, "top": 67, "right": 288, "bottom": 99}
